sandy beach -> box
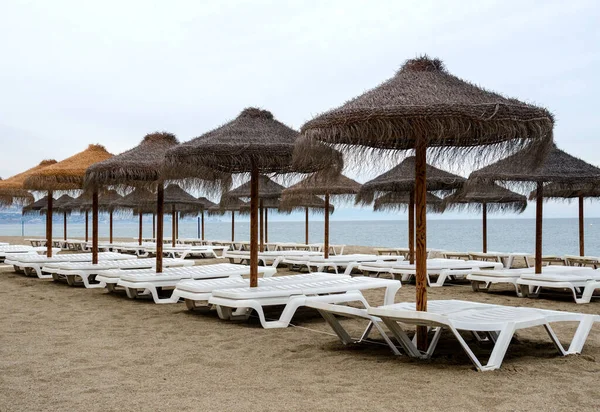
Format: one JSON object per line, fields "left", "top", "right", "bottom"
{"left": 1, "top": 236, "right": 600, "bottom": 411}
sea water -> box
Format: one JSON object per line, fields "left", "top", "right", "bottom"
{"left": 1, "top": 218, "right": 598, "bottom": 256}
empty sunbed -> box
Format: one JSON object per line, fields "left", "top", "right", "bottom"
{"left": 5, "top": 252, "right": 136, "bottom": 278}
{"left": 208, "top": 276, "right": 402, "bottom": 329}
{"left": 0, "top": 246, "right": 60, "bottom": 263}
{"left": 307, "top": 299, "right": 600, "bottom": 371}
{"left": 281, "top": 254, "right": 404, "bottom": 276}
{"left": 516, "top": 267, "right": 600, "bottom": 303}
{"left": 172, "top": 272, "right": 348, "bottom": 311}
{"left": 468, "top": 268, "right": 532, "bottom": 296}
{"left": 564, "top": 255, "right": 600, "bottom": 268}
{"left": 110, "top": 264, "right": 277, "bottom": 303}
{"left": 144, "top": 245, "right": 228, "bottom": 259}
{"left": 468, "top": 251, "right": 532, "bottom": 268}
{"left": 43, "top": 258, "right": 195, "bottom": 288}
{"left": 223, "top": 250, "right": 323, "bottom": 267}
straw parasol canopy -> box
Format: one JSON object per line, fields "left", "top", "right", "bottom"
{"left": 472, "top": 145, "right": 600, "bottom": 265}
{"left": 224, "top": 175, "right": 286, "bottom": 199}
{"left": 22, "top": 145, "right": 113, "bottom": 257}
{"left": 442, "top": 181, "right": 527, "bottom": 252}
{"left": 40, "top": 194, "right": 75, "bottom": 214}
{"left": 162, "top": 107, "right": 343, "bottom": 286}
{"left": 0, "top": 159, "right": 57, "bottom": 206}
{"left": 356, "top": 157, "right": 465, "bottom": 204}
{"left": 22, "top": 196, "right": 50, "bottom": 216}
{"left": 374, "top": 192, "right": 443, "bottom": 212}
{"left": 279, "top": 195, "right": 335, "bottom": 214}
{"left": 111, "top": 188, "right": 156, "bottom": 215}
{"left": 24, "top": 145, "right": 113, "bottom": 191}
{"left": 84, "top": 132, "right": 180, "bottom": 189}
{"left": 299, "top": 56, "right": 554, "bottom": 162}
{"left": 471, "top": 145, "right": 600, "bottom": 189}
{"left": 282, "top": 173, "right": 360, "bottom": 257}
{"left": 443, "top": 181, "right": 527, "bottom": 213}
{"left": 298, "top": 55, "right": 554, "bottom": 351}
{"left": 282, "top": 173, "right": 361, "bottom": 200}
{"left": 529, "top": 182, "right": 600, "bottom": 257}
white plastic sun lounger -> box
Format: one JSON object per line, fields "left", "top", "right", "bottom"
{"left": 172, "top": 272, "right": 349, "bottom": 311}
{"left": 112, "top": 264, "right": 277, "bottom": 303}
{"left": 5, "top": 252, "right": 136, "bottom": 278}
{"left": 516, "top": 267, "right": 600, "bottom": 303}
{"left": 308, "top": 299, "right": 600, "bottom": 371}
{"left": 387, "top": 260, "right": 503, "bottom": 287}
{"left": 281, "top": 254, "right": 404, "bottom": 276}
{"left": 0, "top": 242, "right": 8, "bottom": 246}
{"left": 208, "top": 276, "right": 402, "bottom": 329}
{"left": 0, "top": 246, "right": 58, "bottom": 261}
{"left": 564, "top": 255, "right": 600, "bottom": 268}
{"left": 144, "top": 245, "right": 228, "bottom": 259}
{"left": 468, "top": 268, "right": 533, "bottom": 296}
{"left": 43, "top": 258, "right": 195, "bottom": 288}
{"left": 467, "top": 251, "right": 532, "bottom": 268}
{"left": 223, "top": 250, "right": 323, "bottom": 267}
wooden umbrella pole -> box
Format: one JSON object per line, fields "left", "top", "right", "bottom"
{"left": 259, "top": 199, "right": 264, "bottom": 252}
{"left": 324, "top": 193, "right": 330, "bottom": 259}
{"left": 156, "top": 184, "right": 164, "bottom": 273}
{"left": 92, "top": 191, "right": 98, "bottom": 264}
{"left": 249, "top": 166, "right": 259, "bottom": 287}
{"left": 231, "top": 211, "right": 235, "bottom": 241}
{"left": 201, "top": 210, "right": 205, "bottom": 241}
{"left": 152, "top": 213, "right": 156, "bottom": 239}
{"left": 109, "top": 210, "right": 114, "bottom": 244}
{"left": 415, "top": 138, "right": 428, "bottom": 351}
{"left": 265, "top": 208, "right": 269, "bottom": 244}
{"left": 535, "top": 182, "right": 543, "bottom": 274}
{"left": 175, "top": 211, "right": 179, "bottom": 242}
{"left": 408, "top": 190, "right": 415, "bottom": 264}
{"left": 46, "top": 191, "right": 53, "bottom": 257}
{"left": 138, "top": 213, "right": 143, "bottom": 246}
{"left": 305, "top": 207, "right": 309, "bottom": 245}
{"left": 63, "top": 211, "right": 67, "bottom": 241}
{"left": 85, "top": 210, "right": 89, "bottom": 243}
{"left": 171, "top": 206, "right": 176, "bottom": 247}
{"left": 579, "top": 195, "right": 585, "bottom": 256}
{"left": 482, "top": 202, "right": 488, "bottom": 253}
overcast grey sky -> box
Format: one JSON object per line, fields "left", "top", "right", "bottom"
{"left": 1, "top": 0, "right": 598, "bottom": 220}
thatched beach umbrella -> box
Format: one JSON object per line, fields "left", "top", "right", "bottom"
{"left": 356, "top": 157, "right": 464, "bottom": 263}
{"left": 529, "top": 183, "right": 599, "bottom": 256}
{"left": 23, "top": 145, "right": 113, "bottom": 258}
{"left": 281, "top": 173, "right": 360, "bottom": 258}
{"left": 472, "top": 145, "right": 600, "bottom": 271}
{"left": 84, "top": 132, "right": 197, "bottom": 271}
{"left": 0, "top": 160, "right": 57, "bottom": 207}
{"left": 208, "top": 198, "right": 249, "bottom": 241}
{"left": 161, "top": 184, "right": 210, "bottom": 246}
{"left": 279, "top": 195, "right": 335, "bottom": 244}
{"left": 374, "top": 192, "right": 443, "bottom": 212}
{"left": 298, "top": 56, "right": 554, "bottom": 350}
{"left": 224, "top": 175, "right": 286, "bottom": 248}
{"left": 442, "top": 181, "right": 527, "bottom": 252}
{"left": 41, "top": 194, "right": 75, "bottom": 241}
{"left": 22, "top": 196, "right": 49, "bottom": 216}
{"left": 195, "top": 197, "right": 216, "bottom": 240}
{"left": 110, "top": 188, "right": 156, "bottom": 245}
{"left": 70, "top": 190, "right": 123, "bottom": 243}
{"left": 163, "top": 107, "right": 341, "bottom": 287}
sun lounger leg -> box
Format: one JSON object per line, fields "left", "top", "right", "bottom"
{"left": 566, "top": 316, "right": 596, "bottom": 354}
{"left": 383, "top": 284, "right": 401, "bottom": 305}
{"left": 478, "top": 324, "right": 516, "bottom": 371}
{"left": 380, "top": 318, "right": 422, "bottom": 358}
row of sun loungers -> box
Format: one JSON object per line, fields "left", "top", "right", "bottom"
{"left": 2, "top": 245, "right": 599, "bottom": 371}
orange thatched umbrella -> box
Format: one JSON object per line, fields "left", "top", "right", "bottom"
{"left": 23, "top": 145, "right": 113, "bottom": 258}
{"left": 0, "top": 160, "right": 57, "bottom": 207}
{"left": 298, "top": 56, "right": 554, "bottom": 350}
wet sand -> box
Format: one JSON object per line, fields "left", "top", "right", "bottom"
{"left": 1, "top": 236, "right": 600, "bottom": 411}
